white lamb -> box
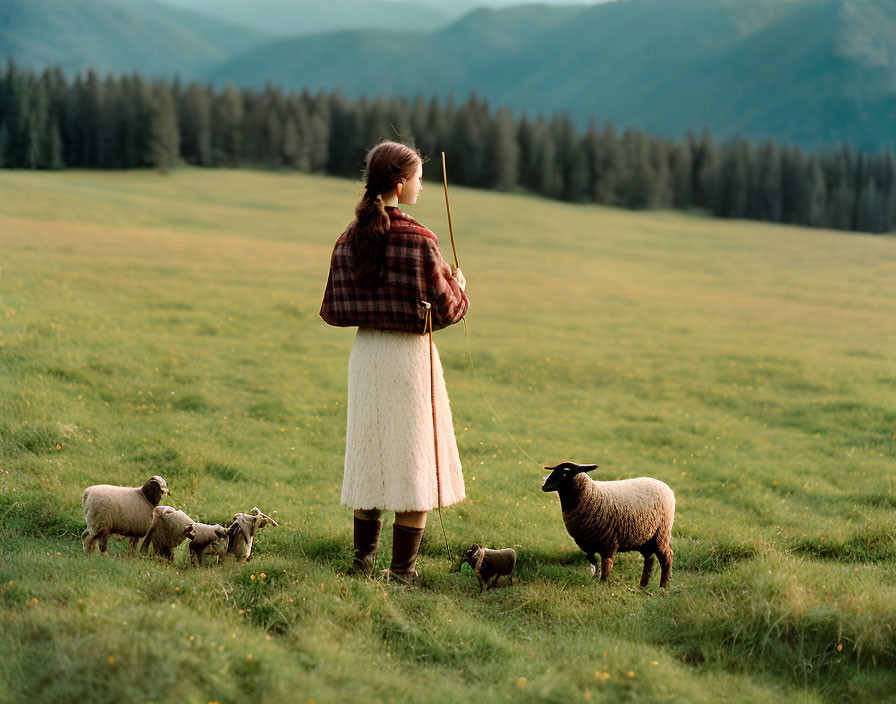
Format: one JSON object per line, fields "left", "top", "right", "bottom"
{"left": 140, "top": 505, "right": 194, "bottom": 560}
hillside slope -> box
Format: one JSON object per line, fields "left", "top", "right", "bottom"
{"left": 208, "top": 0, "right": 896, "bottom": 150}
{"left": 149, "top": 0, "right": 451, "bottom": 36}
{"left": 1, "top": 168, "right": 895, "bottom": 702}
{"left": 0, "top": 0, "right": 269, "bottom": 76}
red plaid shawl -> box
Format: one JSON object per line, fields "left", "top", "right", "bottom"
{"left": 320, "top": 207, "right": 469, "bottom": 333}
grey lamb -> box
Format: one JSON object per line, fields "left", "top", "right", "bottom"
{"left": 140, "top": 505, "right": 193, "bottom": 560}
{"left": 542, "top": 462, "right": 675, "bottom": 588}
{"left": 452, "top": 543, "right": 517, "bottom": 592}
{"left": 81, "top": 475, "right": 171, "bottom": 555}
{"left": 185, "top": 522, "right": 228, "bottom": 565}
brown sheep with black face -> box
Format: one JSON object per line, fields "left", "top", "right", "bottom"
{"left": 542, "top": 462, "right": 675, "bottom": 588}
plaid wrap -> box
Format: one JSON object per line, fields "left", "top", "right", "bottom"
{"left": 320, "top": 207, "right": 469, "bottom": 333}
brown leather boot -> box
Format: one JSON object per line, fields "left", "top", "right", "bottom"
{"left": 348, "top": 516, "right": 382, "bottom": 577}
{"left": 385, "top": 523, "right": 424, "bottom": 585}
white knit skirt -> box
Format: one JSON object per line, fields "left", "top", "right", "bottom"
{"left": 341, "top": 328, "right": 465, "bottom": 512}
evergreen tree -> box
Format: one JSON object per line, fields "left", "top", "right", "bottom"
{"left": 567, "top": 142, "right": 590, "bottom": 203}
{"left": 516, "top": 114, "right": 537, "bottom": 192}
{"left": 692, "top": 128, "right": 718, "bottom": 211}
{"left": 755, "top": 141, "right": 782, "bottom": 222}
{"left": 486, "top": 107, "right": 519, "bottom": 191}
{"left": 212, "top": 82, "right": 243, "bottom": 166}
{"left": 145, "top": 80, "right": 179, "bottom": 170}
{"left": 803, "top": 157, "right": 826, "bottom": 227}
{"left": 409, "top": 94, "right": 433, "bottom": 158}
{"left": 619, "top": 129, "right": 653, "bottom": 209}
{"left": 669, "top": 137, "right": 693, "bottom": 208}
{"left": 308, "top": 108, "right": 330, "bottom": 172}
{"left": 550, "top": 112, "right": 578, "bottom": 200}
{"left": 40, "top": 67, "right": 67, "bottom": 169}
{"left": 180, "top": 82, "right": 213, "bottom": 166}
{"left": 649, "top": 138, "right": 673, "bottom": 208}
{"left": 591, "top": 123, "right": 623, "bottom": 206}
{"left": 716, "top": 141, "right": 750, "bottom": 218}
{"left": 326, "top": 93, "right": 363, "bottom": 177}
{"left": 527, "top": 116, "right": 561, "bottom": 198}
{"left": 0, "top": 123, "right": 8, "bottom": 167}
{"left": 449, "top": 95, "right": 488, "bottom": 187}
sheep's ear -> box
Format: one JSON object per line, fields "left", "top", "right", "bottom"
{"left": 546, "top": 462, "right": 597, "bottom": 473}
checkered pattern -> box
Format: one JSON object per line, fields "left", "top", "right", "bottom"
{"left": 320, "top": 207, "right": 468, "bottom": 333}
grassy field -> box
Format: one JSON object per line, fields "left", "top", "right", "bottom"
{"left": 0, "top": 168, "right": 894, "bottom": 703}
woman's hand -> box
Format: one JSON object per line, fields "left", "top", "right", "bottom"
{"left": 453, "top": 267, "right": 466, "bottom": 292}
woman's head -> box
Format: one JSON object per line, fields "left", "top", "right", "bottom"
{"left": 363, "top": 141, "right": 423, "bottom": 203}
{"left": 348, "top": 141, "right": 423, "bottom": 288}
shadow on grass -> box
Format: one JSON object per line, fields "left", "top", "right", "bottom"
{"left": 788, "top": 529, "right": 896, "bottom": 562}
{"left": 0, "top": 421, "right": 70, "bottom": 457}
{"left": 0, "top": 492, "right": 83, "bottom": 542}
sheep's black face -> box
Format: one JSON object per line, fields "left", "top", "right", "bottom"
{"left": 150, "top": 476, "right": 171, "bottom": 495}
{"left": 541, "top": 462, "right": 598, "bottom": 492}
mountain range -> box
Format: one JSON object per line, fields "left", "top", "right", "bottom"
{"left": 2, "top": 0, "right": 895, "bottom": 150}
{"left": 0, "top": 0, "right": 269, "bottom": 76}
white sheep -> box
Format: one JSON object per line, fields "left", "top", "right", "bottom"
{"left": 225, "top": 507, "right": 278, "bottom": 562}
{"left": 542, "top": 462, "right": 675, "bottom": 588}
{"left": 140, "top": 505, "right": 194, "bottom": 560}
{"left": 185, "top": 522, "right": 228, "bottom": 565}
{"left": 81, "top": 475, "right": 171, "bottom": 556}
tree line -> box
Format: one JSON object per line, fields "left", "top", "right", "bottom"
{"left": 1, "top": 61, "right": 894, "bottom": 234}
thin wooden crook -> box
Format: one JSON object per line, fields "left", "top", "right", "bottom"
{"left": 441, "top": 151, "right": 460, "bottom": 273}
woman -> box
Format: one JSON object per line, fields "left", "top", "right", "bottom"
{"left": 320, "top": 141, "right": 468, "bottom": 583}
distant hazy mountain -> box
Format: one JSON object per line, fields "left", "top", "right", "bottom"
{"left": 0, "top": 0, "right": 269, "bottom": 76}
{"left": 151, "top": 0, "right": 597, "bottom": 36}
{"left": 4, "top": 0, "right": 894, "bottom": 150}
{"left": 149, "top": 0, "right": 453, "bottom": 36}
{"left": 208, "top": 0, "right": 896, "bottom": 150}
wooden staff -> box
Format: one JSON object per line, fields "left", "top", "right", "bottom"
{"left": 441, "top": 151, "right": 460, "bottom": 273}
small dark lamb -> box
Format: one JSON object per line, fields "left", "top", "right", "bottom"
{"left": 452, "top": 543, "right": 517, "bottom": 592}
{"left": 184, "top": 522, "right": 228, "bottom": 565}
{"left": 542, "top": 462, "right": 675, "bottom": 588}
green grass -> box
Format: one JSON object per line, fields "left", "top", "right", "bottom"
{"left": 1, "top": 168, "right": 895, "bottom": 703}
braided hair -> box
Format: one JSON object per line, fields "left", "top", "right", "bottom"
{"left": 347, "top": 141, "right": 422, "bottom": 288}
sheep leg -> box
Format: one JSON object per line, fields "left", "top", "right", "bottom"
{"left": 658, "top": 546, "right": 673, "bottom": 588}
{"left": 640, "top": 554, "right": 655, "bottom": 588}
{"left": 599, "top": 552, "right": 616, "bottom": 583}
{"left": 97, "top": 532, "right": 110, "bottom": 554}
{"left": 125, "top": 537, "right": 140, "bottom": 557}
{"left": 82, "top": 529, "right": 95, "bottom": 554}
{"left": 586, "top": 553, "right": 598, "bottom": 577}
